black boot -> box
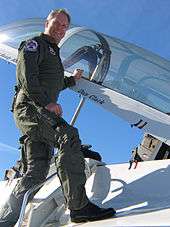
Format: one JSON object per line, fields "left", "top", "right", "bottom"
{"left": 70, "top": 202, "right": 116, "bottom": 223}
{"left": 81, "top": 144, "right": 102, "bottom": 161}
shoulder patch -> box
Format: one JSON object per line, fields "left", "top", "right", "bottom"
{"left": 24, "top": 40, "right": 38, "bottom": 52}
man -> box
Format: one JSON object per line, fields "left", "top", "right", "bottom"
{"left": 0, "top": 9, "right": 116, "bottom": 226}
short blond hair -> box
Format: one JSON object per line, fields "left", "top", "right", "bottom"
{"left": 47, "top": 9, "right": 71, "bottom": 24}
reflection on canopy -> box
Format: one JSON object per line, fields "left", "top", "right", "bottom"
{"left": 0, "top": 18, "right": 170, "bottom": 114}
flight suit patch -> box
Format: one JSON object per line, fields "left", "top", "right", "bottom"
{"left": 49, "top": 46, "right": 56, "bottom": 55}
{"left": 25, "top": 40, "right": 38, "bottom": 52}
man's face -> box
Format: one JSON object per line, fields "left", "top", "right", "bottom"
{"left": 45, "top": 12, "right": 69, "bottom": 43}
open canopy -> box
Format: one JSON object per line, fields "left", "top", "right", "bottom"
{"left": 0, "top": 18, "right": 170, "bottom": 143}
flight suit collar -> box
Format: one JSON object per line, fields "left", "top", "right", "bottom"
{"left": 40, "top": 33, "right": 59, "bottom": 48}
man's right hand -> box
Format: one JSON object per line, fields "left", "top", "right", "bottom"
{"left": 45, "top": 103, "right": 63, "bottom": 116}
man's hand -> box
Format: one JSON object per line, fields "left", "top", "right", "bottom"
{"left": 45, "top": 103, "right": 63, "bottom": 116}
{"left": 72, "top": 68, "right": 84, "bottom": 81}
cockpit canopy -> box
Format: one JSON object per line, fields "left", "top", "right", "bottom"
{"left": 0, "top": 18, "right": 170, "bottom": 114}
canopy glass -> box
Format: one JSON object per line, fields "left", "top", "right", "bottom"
{"left": 0, "top": 19, "right": 169, "bottom": 114}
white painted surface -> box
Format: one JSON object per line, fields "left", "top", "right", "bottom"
{"left": 0, "top": 43, "right": 17, "bottom": 64}
{"left": 1, "top": 160, "right": 170, "bottom": 226}
{"left": 83, "top": 160, "right": 170, "bottom": 226}
{"left": 71, "top": 77, "right": 170, "bottom": 145}
{"left": 44, "top": 159, "right": 170, "bottom": 226}
{"left": 44, "top": 160, "right": 170, "bottom": 227}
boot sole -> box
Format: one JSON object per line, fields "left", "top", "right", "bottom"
{"left": 71, "top": 210, "right": 116, "bottom": 223}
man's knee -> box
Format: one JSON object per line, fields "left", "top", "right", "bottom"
{"left": 57, "top": 125, "right": 81, "bottom": 148}
{"left": 67, "top": 126, "right": 81, "bottom": 147}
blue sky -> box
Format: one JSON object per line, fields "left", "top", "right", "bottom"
{"left": 0, "top": 0, "right": 170, "bottom": 180}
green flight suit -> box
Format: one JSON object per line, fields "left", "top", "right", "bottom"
{"left": 0, "top": 33, "right": 88, "bottom": 227}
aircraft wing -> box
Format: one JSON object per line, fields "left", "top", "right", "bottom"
{"left": 0, "top": 18, "right": 170, "bottom": 145}
{"left": 1, "top": 159, "right": 170, "bottom": 226}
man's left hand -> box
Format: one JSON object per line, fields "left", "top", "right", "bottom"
{"left": 72, "top": 68, "right": 84, "bottom": 81}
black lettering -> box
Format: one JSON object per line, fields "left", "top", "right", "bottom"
{"left": 0, "top": 52, "right": 17, "bottom": 63}
{"left": 131, "top": 119, "right": 147, "bottom": 129}
{"left": 89, "top": 95, "right": 105, "bottom": 104}
{"left": 77, "top": 89, "right": 89, "bottom": 97}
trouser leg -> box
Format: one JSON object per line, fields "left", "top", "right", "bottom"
{"left": 55, "top": 124, "right": 89, "bottom": 210}
{"left": 19, "top": 135, "right": 28, "bottom": 175}
{"left": 0, "top": 138, "right": 52, "bottom": 226}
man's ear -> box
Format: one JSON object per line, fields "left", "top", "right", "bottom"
{"left": 45, "top": 20, "right": 48, "bottom": 28}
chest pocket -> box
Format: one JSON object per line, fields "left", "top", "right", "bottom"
{"left": 39, "top": 44, "right": 64, "bottom": 90}
{"left": 46, "top": 45, "right": 63, "bottom": 71}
